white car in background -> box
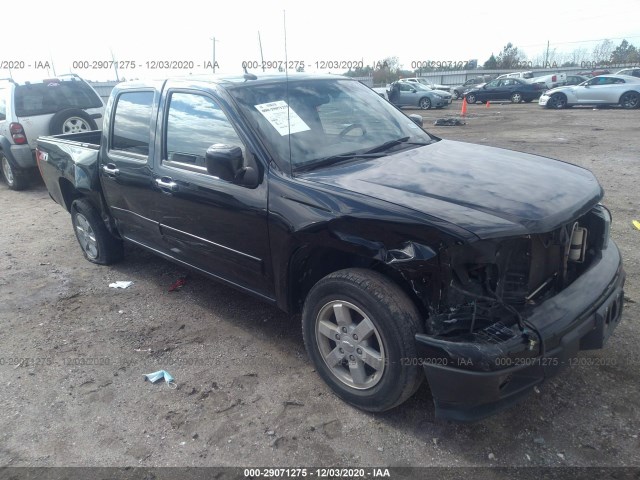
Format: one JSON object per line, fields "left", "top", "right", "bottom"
{"left": 539, "top": 74, "right": 640, "bottom": 109}
{"left": 0, "top": 74, "right": 104, "bottom": 190}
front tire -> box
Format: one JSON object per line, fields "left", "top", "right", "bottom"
{"left": 1, "top": 152, "right": 28, "bottom": 191}
{"left": 419, "top": 97, "right": 432, "bottom": 110}
{"left": 511, "top": 92, "right": 523, "bottom": 103}
{"left": 302, "top": 268, "right": 424, "bottom": 412}
{"left": 465, "top": 93, "right": 477, "bottom": 104}
{"left": 619, "top": 91, "right": 640, "bottom": 109}
{"left": 547, "top": 93, "right": 568, "bottom": 109}
{"left": 71, "top": 199, "right": 123, "bottom": 265}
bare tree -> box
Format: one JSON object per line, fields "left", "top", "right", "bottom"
{"left": 592, "top": 39, "right": 614, "bottom": 63}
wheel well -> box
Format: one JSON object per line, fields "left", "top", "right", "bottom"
{"left": 620, "top": 90, "right": 639, "bottom": 100}
{"left": 59, "top": 177, "right": 82, "bottom": 212}
{"left": 288, "top": 247, "right": 425, "bottom": 317}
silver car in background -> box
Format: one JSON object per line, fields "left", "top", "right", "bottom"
{"left": 539, "top": 74, "right": 640, "bottom": 109}
{"left": 388, "top": 81, "right": 452, "bottom": 109}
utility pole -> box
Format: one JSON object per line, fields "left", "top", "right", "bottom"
{"left": 210, "top": 37, "right": 219, "bottom": 73}
{"left": 110, "top": 48, "right": 120, "bottom": 82}
{"left": 544, "top": 40, "right": 550, "bottom": 68}
{"left": 258, "top": 31, "right": 265, "bottom": 72}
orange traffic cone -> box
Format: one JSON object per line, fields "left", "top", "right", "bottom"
{"left": 486, "top": 101, "right": 490, "bottom": 108}
{"left": 460, "top": 97, "right": 468, "bottom": 117}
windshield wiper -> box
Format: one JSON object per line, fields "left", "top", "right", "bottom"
{"left": 295, "top": 152, "right": 386, "bottom": 173}
{"left": 295, "top": 137, "right": 433, "bottom": 173}
{"left": 365, "top": 136, "right": 431, "bottom": 154}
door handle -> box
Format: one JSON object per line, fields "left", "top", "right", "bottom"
{"left": 102, "top": 164, "right": 119, "bottom": 176}
{"left": 155, "top": 177, "right": 178, "bottom": 192}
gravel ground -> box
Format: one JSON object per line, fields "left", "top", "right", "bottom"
{"left": 0, "top": 100, "right": 638, "bottom": 471}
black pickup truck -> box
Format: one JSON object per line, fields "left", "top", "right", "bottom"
{"left": 36, "top": 73, "right": 625, "bottom": 421}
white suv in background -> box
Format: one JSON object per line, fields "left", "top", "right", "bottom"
{"left": 0, "top": 74, "right": 104, "bottom": 190}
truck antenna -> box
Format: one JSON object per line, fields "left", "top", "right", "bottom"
{"left": 284, "top": 9, "right": 292, "bottom": 177}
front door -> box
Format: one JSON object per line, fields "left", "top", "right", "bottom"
{"left": 153, "top": 89, "right": 273, "bottom": 299}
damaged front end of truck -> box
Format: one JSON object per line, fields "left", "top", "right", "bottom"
{"left": 413, "top": 204, "right": 625, "bottom": 421}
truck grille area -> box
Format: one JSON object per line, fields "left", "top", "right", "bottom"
{"left": 428, "top": 205, "right": 610, "bottom": 336}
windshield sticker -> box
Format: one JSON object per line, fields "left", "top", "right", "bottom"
{"left": 254, "top": 101, "right": 310, "bottom": 136}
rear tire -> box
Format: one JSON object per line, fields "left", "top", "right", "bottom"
{"left": 511, "top": 92, "right": 523, "bottom": 103}
{"left": 71, "top": 199, "right": 123, "bottom": 265}
{"left": 302, "top": 268, "right": 424, "bottom": 412}
{"left": 1, "top": 152, "right": 28, "bottom": 191}
{"left": 619, "top": 91, "right": 640, "bottom": 109}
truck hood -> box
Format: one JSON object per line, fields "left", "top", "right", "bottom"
{"left": 300, "top": 139, "right": 603, "bottom": 239}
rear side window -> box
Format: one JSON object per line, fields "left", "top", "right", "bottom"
{"left": 14, "top": 81, "right": 103, "bottom": 117}
{"left": 111, "top": 91, "right": 154, "bottom": 156}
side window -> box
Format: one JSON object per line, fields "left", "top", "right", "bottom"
{"left": 111, "top": 91, "right": 154, "bottom": 156}
{"left": 399, "top": 83, "right": 412, "bottom": 92}
{"left": 487, "top": 80, "right": 499, "bottom": 88}
{"left": 164, "top": 92, "right": 245, "bottom": 172}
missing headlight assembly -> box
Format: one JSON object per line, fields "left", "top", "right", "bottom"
{"left": 429, "top": 205, "right": 611, "bottom": 337}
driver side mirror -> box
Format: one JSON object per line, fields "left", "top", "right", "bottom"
{"left": 411, "top": 88, "right": 417, "bottom": 93}
{"left": 206, "top": 144, "right": 258, "bottom": 187}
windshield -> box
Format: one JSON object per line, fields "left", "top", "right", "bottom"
{"left": 409, "top": 83, "right": 433, "bottom": 92}
{"left": 229, "top": 78, "right": 435, "bottom": 172}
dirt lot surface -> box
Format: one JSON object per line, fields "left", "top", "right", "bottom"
{"left": 1, "top": 101, "right": 639, "bottom": 472}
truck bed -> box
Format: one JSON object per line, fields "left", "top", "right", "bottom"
{"left": 39, "top": 130, "right": 102, "bottom": 149}
{"left": 37, "top": 130, "right": 103, "bottom": 212}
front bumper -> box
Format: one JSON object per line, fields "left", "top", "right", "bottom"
{"left": 538, "top": 95, "right": 551, "bottom": 106}
{"left": 416, "top": 240, "right": 625, "bottom": 422}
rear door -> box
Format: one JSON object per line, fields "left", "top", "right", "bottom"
{"left": 152, "top": 87, "right": 272, "bottom": 298}
{"left": 100, "top": 88, "right": 165, "bottom": 250}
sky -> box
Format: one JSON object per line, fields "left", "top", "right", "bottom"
{"left": 3, "top": 0, "right": 640, "bottom": 82}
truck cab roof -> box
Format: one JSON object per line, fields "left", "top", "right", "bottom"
{"left": 116, "top": 73, "right": 347, "bottom": 91}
